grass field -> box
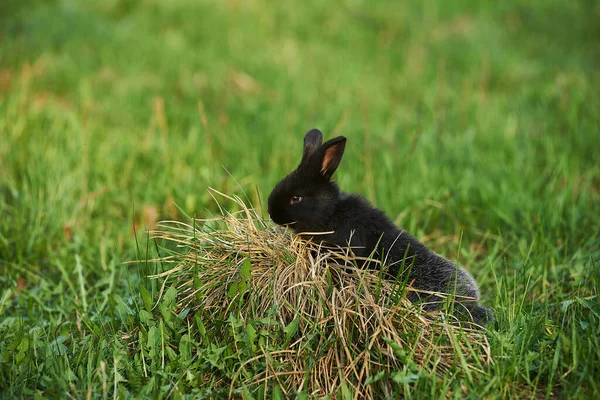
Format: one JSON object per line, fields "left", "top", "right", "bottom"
{"left": 1, "top": 0, "right": 599, "bottom": 398}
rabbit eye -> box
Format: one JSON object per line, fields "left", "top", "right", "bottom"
{"left": 290, "top": 195, "right": 303, "bottom": 205}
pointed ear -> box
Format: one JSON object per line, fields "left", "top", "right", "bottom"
{"left": 301, "top": 129, "right": 323, "bottom": 164}
{"left": 319, "top": 136, "right": 346, "bottom": 180}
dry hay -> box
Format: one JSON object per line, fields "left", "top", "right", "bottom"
{"left": 145, "top": 189, "right": 491, "bottom": 398}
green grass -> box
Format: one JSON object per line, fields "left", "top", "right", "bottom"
{"left": 1, "top": 0, "right": 599, "bottom": 398}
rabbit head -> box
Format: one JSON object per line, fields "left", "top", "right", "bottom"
{"left": 267, "top": 129, "right": 346, "bottom": 231}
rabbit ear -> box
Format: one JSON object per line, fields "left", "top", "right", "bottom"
{"left": 318, "top": 136, "right": 346, "bottom": 180}
{"left": 302, "top": 129, "right": 323, "bottom": 163}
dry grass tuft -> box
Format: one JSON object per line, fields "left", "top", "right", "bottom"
{"left": 145, "top": 189, "right": 491, "bottom": 398}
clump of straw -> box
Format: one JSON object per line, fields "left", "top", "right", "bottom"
{"left": 146, "top": 189, "right": 491, "bottom": 398}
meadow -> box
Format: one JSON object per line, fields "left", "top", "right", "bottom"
{"left": 1, "top": 0, "right": 599, "bottom": 398}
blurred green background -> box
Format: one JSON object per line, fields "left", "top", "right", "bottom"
{"left": 1, "top": 0, "right": 599, "bottom": 397}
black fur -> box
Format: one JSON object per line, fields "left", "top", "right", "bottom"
{"left": 268, "top": 129, "right": 494, "bottom": 326}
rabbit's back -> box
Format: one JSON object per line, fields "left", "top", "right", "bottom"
{"left": 307, "top": 192, "right": 483, "bottom": 300}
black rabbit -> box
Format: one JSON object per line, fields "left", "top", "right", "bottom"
{"left": 268, "top": 129, "right": 494, "bottom": 326}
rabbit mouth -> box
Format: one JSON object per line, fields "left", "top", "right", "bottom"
{"left": 267, "top": 211, "right": 296, "bottom": 227}
{"left": 275, "top": 219, "right": 297, "bottom": 228}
